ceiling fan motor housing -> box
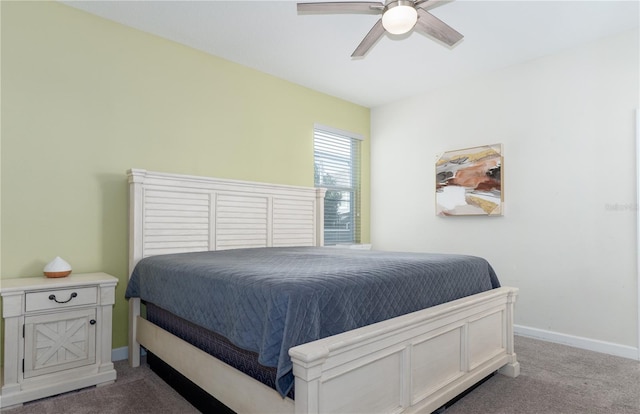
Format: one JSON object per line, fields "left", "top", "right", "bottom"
{"left": 382, "top": 0, "right": 419, "bottom": 35}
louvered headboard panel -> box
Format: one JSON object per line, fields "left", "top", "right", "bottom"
{"left": 214, "top": 193, "right": 269, "bottom": 250}
{"left": 128, "top": 169, "right": 325, "bottom": 275}
{"left": 273, "top": 197, "right": 315, "bottom": 247}
{"left": 142, "top": 189, "right": 211, "bottom": 256}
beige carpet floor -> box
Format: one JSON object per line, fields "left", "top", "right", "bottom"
{"left": 1, "top": 357, "right": 199, "bottom": 414}
{"left": 444, "top": 336, "right": 640, "bottom": 414}
{"left": 2, "top": 336, "right": 639, "bottom": 413}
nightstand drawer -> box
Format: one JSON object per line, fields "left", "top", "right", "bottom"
{"left": 25, "top": 286, "right": 98, "bottom": 312}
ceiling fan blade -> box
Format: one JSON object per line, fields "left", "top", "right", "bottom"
{"left": 415, "top": 0, "right": 455, "bottom": 11}
{"left": 297, "top": 2, "right": 383, "bottom": 14}
{"left": 415, "top": 8, "right": 463, "bottom": 47}
{"left": 351, "top": 18, "right": 385, "bottom": 57}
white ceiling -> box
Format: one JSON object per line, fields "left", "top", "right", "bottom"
{"left": 62, "top": 0, "right": 639, "bottom": 108}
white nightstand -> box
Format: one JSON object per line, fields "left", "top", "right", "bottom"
{"left": 0, "top": 272, "right": 118, "bottom": 408}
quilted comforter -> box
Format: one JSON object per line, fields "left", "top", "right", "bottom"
{"left": 125, "top": 247, "right": 500, "bottom": 397}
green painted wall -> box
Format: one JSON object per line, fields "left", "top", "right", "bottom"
{"left": 0, "top": 1, "right": 370, "bottom": 359}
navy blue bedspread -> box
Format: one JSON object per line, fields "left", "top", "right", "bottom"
{"left": 125, "top": 247, "right": 500, "bottom": 397}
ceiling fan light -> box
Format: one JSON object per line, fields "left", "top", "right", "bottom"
{"left": 382, "top": 2, "right": 418, "bottom": 35}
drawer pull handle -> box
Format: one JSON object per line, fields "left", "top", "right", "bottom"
{"left": 90, "top": 319, "right": 96, "bottom": 325}
{"left": 48, "top": 292, "right": 78, "bottom": 304}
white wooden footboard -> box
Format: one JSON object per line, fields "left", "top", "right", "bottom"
{"left": 135, "top": 287, "right": 518, "bottom": 414}
{"left": 290, "top": 287, "right": 519, "bottom": 414}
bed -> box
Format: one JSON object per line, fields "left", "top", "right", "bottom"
{"left": 126, "top": 169, "right": 519, "bottom": 414}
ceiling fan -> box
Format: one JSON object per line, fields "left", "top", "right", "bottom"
{"left": 297, "top": 0, "right": 463, "bottom": 57}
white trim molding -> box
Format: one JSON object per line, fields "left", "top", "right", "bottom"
{"left": 313, "top": 123, "right": 364, "bottom": 141}
{"left": 636, "top": 107, "right": 640, "bottom": 361}
{"left": 515, "top": 325, "right": 639, "bottom": 361}
{"left": 112, "top": 346, "right": 130, "bottom": 362}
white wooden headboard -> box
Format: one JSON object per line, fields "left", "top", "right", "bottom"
{"left": 127, "top": 169, "right": 326, "bottom": 276}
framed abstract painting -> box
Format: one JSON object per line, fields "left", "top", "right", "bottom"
{"left": 436, "top": 144, "right": 503, "bottom": 216}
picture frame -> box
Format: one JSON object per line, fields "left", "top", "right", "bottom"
{"left": 436, "top": 144, "right": 503, "bottom": 216}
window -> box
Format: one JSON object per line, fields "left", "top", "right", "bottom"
{"left": 313, "top": 124, "right": 362, "bottom": 245}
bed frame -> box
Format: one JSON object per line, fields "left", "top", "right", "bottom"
{"left": 127, "top": 169, "right": 519, "bottom": 414}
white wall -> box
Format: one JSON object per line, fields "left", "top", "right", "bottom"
{"left": 371, "top": 29, "right": 639, "bottom": 358}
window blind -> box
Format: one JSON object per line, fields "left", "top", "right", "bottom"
{"left": 313, "top": 125, "right": 362, "bottom": 245}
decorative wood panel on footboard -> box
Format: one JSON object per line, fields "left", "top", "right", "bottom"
{"left": 290, "top": 287, "right": 519, "bottom": 414}
{"left": 127, "top": 169, "right": 519, "bottom": 414}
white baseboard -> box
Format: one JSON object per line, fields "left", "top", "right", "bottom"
{"left": 112, "top": 346, "right": 146, "bottom": 362}
{"left": 111, "top": 326, "right": 640, "bottom": 363}
{"left": 112, "top": 346, "right": 128, "bottom": 362}
{"left": 515, "top": 324, "right": 640, "bottom": 361}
